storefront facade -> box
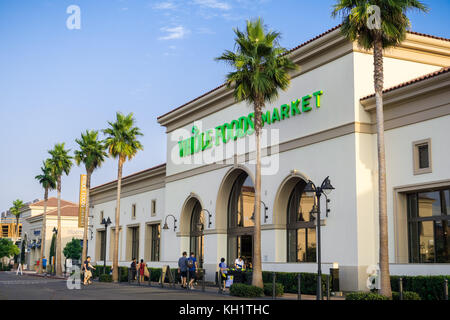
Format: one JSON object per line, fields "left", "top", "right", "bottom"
{"left": 88, "top": 26, "right": 450, "bottom": 291}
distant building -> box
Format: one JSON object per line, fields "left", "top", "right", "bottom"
{"left": 20, "top": 197, "right": 84, "bottom": 270}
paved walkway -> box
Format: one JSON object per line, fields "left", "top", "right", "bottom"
{"left": 0, "top": 271, "right": 344, "bottom": 300}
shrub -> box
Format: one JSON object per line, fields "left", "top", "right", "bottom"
{"left": 263, "top": 283, "right": 284, "bottom": 297}
{"left": 392, "top": 291, "right": 421, "bottom": 300}
{"left": 99, "top": 274, "right": 112, "bottom": 282}
{"left": 346, "top": 292, "right": 389, "bottom": 300}
{"left": 262, "top": 271, "right": 327, "bottom": 295}
{"left": 230, "top": 283, "right": 264, "bottom": 297}
{"left": 391, "top": 275, "right": 450, "bottom": 300}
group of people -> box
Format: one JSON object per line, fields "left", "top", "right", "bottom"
{"left": 130, "top": 258, "right": 150, "bottom": 282}
{"left": 218, "top": 256, "right": 250, "bottom": 292}
{"left": 177, "top": 251, "right": 199, "bottom": 290}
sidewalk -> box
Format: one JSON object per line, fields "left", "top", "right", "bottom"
{"left": 112, "top": 278, "right": 345, "bottom": 300}
{"left": 11, "top": 270, "right": 345, "bottom": 300}
{"left": 9, "top": 270, "right": 68, "bottom": 280}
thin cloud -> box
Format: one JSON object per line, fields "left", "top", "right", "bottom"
{"left": 153, "top": 2, "right": 177, "bottom": 10}
{"left": 193, "top": 0, "right": 231, "bottom": 10}
{"left": 158, "top": 26, "right": 190, "bottom": 40}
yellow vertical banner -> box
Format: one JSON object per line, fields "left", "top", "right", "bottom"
{"left": 78, "top": 174, "right": 87, "bottom": 228}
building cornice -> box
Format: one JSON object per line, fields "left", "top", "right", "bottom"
{"left": 90, "top": 164, "right": 166, "bottom": 205}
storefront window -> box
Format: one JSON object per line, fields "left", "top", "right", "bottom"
{"left": 99, "top": 230, "right": 106, "bottom": 261}
{"left": 190, "top": 201, "right": 204, "bottom": 267}
{"left": 408, "top": 188, "right": 450, "bottom": 263}
{"left": 287, "top": 180, "right": 316, "bottom": 262}
{"left": 227, "top": 172, "right": 254, "bottom": 267}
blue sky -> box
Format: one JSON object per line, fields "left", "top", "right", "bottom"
{"left": 0, "top": 0, "right": 449, "bottom": 211}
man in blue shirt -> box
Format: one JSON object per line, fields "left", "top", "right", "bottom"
{"left": 178, "top": 251, "right": 188, "bottom": 288}
{"left": 187, "top": 252, "right": 198, "bottom": 290}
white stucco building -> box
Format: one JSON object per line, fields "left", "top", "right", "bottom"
{"left": 88, "top": 26, "right": 450, "bottom": 291}
{"left": 21, "top": 197, "right": 84, "bottom": 270}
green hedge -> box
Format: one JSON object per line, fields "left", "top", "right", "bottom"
{"left": 392, "top": 291, "right": 421, "bottom": 300}
{"left": 93, "top": 266, "right": 180, "bottom": 283}
{"left": 346, "top": 292, "right": 389, "bottom": 300}
{"left": 0, "top": 265, "right": 12, "bottom": 271}
{"left": 99, "top": 274, "right": 112, "bottom": 282}
{"left": 262, "top": 271, "right": 327, "bottom": 295}
{"left": 263, "top": 283, "right": 284, "bottom": 297}
{"left": 230, "top": 283, "right": 264, "bottom": 297}
{"left": 391, "top": 275, "right": 450, "bottom": 300}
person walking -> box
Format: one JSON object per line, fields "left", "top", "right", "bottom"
{"left": 187, "top": 252, "right": 198, "bottom": 290}
{"left": 42, "top": 256, "right": 47, "bottom": 273}
{"left": 138, "top": 259, "right": 146, "bottom": 283}
{"left": 83, "top": 256, "right": 95, "bottom": 285}
{"left": 219, "top": 257, "right": 228, "bottom": 292}
{"left": 130, "top": 258, "right": 137, "bottom": 281}
{"left": 178, "top": 251, "right": 188, "bottom": 289}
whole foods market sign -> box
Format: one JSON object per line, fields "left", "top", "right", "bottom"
{"left": 178, "top": 90, "right": 323, "bottom": 158}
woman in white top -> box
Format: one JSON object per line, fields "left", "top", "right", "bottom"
{"left": 234, "top": 256, "right": 244, "bottom": 270}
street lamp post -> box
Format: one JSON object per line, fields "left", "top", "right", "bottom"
{"left": 201, "top": 209, "right": 212, "bottom": 228}
{"left": 304, "top": 176, "right": 334, "bottom": 300}
{"left": 100, "top": 217, "right": 112, "bottom": 274}
{"left": 162, "top": 214, "right": 177, "bottom": 232}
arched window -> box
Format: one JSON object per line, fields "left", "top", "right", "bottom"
{"left": 190, "top": 200, "right": 204, "bottom": 267}
{"left": 287, "top": 180, "right": 316, "bottom": 262}
{"left": 227, "top": 172, "right": 254, "bottom": 267}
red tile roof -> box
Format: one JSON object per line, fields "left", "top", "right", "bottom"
{"left": 360, "top": 66, "right": 450, "bottom": 101}
{"left": 30, "top": 197, "right": 77, "bottom": 208}
{"left": 31, "top": 205, "right": 80, "bottom": 219}
{"left": 157, "top": 26, "right": 449, "bottom": 121}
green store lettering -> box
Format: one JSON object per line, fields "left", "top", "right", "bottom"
{"left": 178, "top": 90, "right": 323, "bottom": 158}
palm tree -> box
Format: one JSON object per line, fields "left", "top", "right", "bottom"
{"left": 47, "top": 143, "right": 73, "bottom": 276}
{"left": 332, "top": 0, "right": 428, "bottom": 297}
{"left": 9, "top": 199, "right": 24, "bottom": 239}
{"left": 35, "top": 160, "right": 56, "bottom": 274}
{"left": 103, "top": 112, "right": 143, "bottom": 282}
{"left": 216, "top": 18, "right": 297, "bottom": 288}
{"left": 74, "top": 130, "right": 107, "bottom": 265}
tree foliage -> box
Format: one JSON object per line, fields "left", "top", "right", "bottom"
{"left": 74, "top": 130, "right": 107, "bottom": 174}
{"left": 332, "top": 0, "right": 428, "bottom": 50}
{"left": 63, "top": 238, "right": 82, "bottom": 260}
{"left": 0, "top": 239, "right": 20, "bottom": 259}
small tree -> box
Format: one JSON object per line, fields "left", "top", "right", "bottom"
{"left": 0, "top": 239, "right": 20, "bottom": 268}
{"left": 9, "top": 199, "right": 24, "bottom": 238}
{"left": 63, "top": 238, "right": 82, "bottom": 261}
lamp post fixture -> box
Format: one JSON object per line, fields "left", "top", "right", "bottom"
{"left": 251, "top": 200, "right": 269, "bottom": 223}
{"left": 162, "top": 214, "right": 177, "bottom": 232}
{"left": 100, "top": 217, "right": 112, "bottom": 274}
{"left": 304, "top": 176, "right": 334, "bottom": 300}
{"left": 52, "top": 227, "right": 58, "bottom": 275}
{"left": 201, "top": 209, "right": 213, "bottom": 228}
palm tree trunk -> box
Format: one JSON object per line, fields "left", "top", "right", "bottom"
{"left": 81, "top": 171, "right": 92, "bottom": 265}
{"left": 373, "top": 34, "right": 392, "bottom": 298}
{"left": 16, "top": 216, "right": 20, "bottom": 239}
{"left": 56, "top": 176, "right": 62, "bottom": 276}
{"left": 252, "top": 101, "right": 263, "bottom": 288}
{"left": 38, "top": 188, "right": 48, "bottom": 274}
{"left": 112, "top": 157, "right": 124, "bottom": 282}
